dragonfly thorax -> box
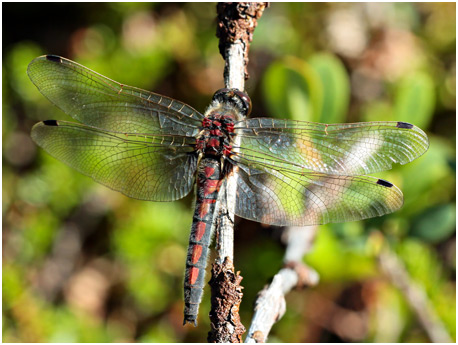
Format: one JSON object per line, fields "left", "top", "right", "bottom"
{"left": 205, "top": 88, "right": 252, "bottom": 121}
{"left": 195, "top": 114, "right": 235, "bottom": 158}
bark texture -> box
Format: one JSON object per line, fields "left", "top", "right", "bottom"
{"left": 216, "top": 2, "right": 269, "bottom": 82}
{"left": 207, "top": 258, "right": 245, "bottom": 343}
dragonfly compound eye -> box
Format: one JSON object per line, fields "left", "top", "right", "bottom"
{"left": 232, "top": 90, "right": 252, "bottom": 116}
{"left": 212, "top": 88, "right": 252, "bottom": 116}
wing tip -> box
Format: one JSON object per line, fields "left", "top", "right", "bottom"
{"left": 375, "top": 178, "right": 404, "bottom": 210}
{"left": 45, "top": 55, "right": 63, "bottom": 63}
{"left": 30, "top": 120, "right": 59, "bottom": 144}
{"left": 396, "top": 121, "right": 414, "bottom": 129}
{"left": 28, "top": 55, "right": 64, "bottom": 76}
{"left": 396, "top": 121, "right": 430, "bottom": 159}
{"left": 42, "top": 119, "right": 59, "bottom": 126}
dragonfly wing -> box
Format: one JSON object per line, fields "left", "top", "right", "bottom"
{"left": 234, "top": 119, "right": 429, "bottom": 176}
{"left": 31, "top": 120, "right": 197, "bottom": 201}
{"left": 230, "top": 161, "right": 403, "bottom": 226}
{"left": 28, "top": 55, "right": 203, "bottom": 137}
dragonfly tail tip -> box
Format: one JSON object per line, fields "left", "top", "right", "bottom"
{"left": 183, "top": 316, "right": 198, "bottom": 327}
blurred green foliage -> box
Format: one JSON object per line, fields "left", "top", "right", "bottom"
{"left": 3, "top": 2, "right": 455, "bottom": 343}
{"left": 262, "top": 53, "right": 350, "bottom": 123}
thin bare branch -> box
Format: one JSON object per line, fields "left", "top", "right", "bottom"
{"left": 245, "top": 226, "right": 320, "bottom": 343}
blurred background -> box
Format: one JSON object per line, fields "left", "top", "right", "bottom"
{"left": 2, "top": 2, "right": 455, "bottom": 342}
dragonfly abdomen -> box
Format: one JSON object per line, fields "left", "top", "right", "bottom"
{"left": 183, "top": 158, "right": 223, "bottom": 326}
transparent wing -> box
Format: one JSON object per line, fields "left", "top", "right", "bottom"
{"left": 230, "top": 160, "right": 403, "bottom": 226}
{"left": 31, "top": 120, "right": 198, "bottom": 201}
{"left": 28, "top": 55, "right": 204, "bottom": 137}
{"left": 234, "top": 119, "right": 429, "bottom": 176}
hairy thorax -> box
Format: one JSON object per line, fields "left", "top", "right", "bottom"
{"left": 195, "top": 113, "right": 236, "bottom": 158}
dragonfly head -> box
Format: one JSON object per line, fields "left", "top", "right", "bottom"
{"left": 211, "top": 88, "right": 252, "bottom": 117}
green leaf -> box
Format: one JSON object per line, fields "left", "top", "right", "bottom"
{"left": 394, "top": 71, "right": 435, "bottom": 129}
{"left": 305, "top": 226, "right": 376, "bottom": 281}
{"left": 399, "top": 137, "right": 454, "bottom": 215}
{"left": 410, "top": 204, "right": 456, "bottom": 243}
{"left": 262, "top": 57, "right": 323, "bottom": 121}
{"left": 308, "top": 53, "right": 350, "bottom": 123}
{"left": 361, "top": 101, "right": 395, "bottom": 122}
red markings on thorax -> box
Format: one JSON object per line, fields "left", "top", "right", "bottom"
{"left": 225, "top": 122, "right": 234, "bottom": 132}
{"left": 210, "top": 129, "right": 222, "bottom": 136}
{"left": 208, "top": 138, "right": 220, "bottom": 148}
{"left": 196, "top": 114, "right": 235, "bottom": 158}
{"left": 202, "top": 118, "right": 212, "bottom": 127}
{"left": 223, "top": 145, "right": 232, "bottom": 156}
{"left": 196, "top": 140, "right": 205, "bottom": 151}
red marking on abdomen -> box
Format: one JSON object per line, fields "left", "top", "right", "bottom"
{"left": 195, "top": 222, "right": 206, "bottom": 241}
{"left": 191, "top": 245, "right": 203, "bottom": 264}
{"left": 184, "top": 158, "right": 224, "bottom": 324}
{"left": 198, "top": 202, "right": 209, "bottom": 219}
{"left": 204, "top": 166, "right": 215, "bottom": 178}
{"left": 198, "top": 199, "right": 216, "bottom": 218}
{"left": 189, "top": 267, "right": 199, "bottom": 285}
{"left": 204, "top": 180, "right": 220, "bottom": 196}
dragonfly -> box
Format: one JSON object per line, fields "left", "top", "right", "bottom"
{"left": 28, "top": 55, "right": 429, "bottom": 326}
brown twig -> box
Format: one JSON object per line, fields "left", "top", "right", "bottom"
{"left": 208, "top": 2, "right": 268, "bottom": 343}
{"left": 216, "top": 2, "right": 269, "bottom": 86}
{"left": 207, "top": 257, "right": 245, "bottom": 343}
